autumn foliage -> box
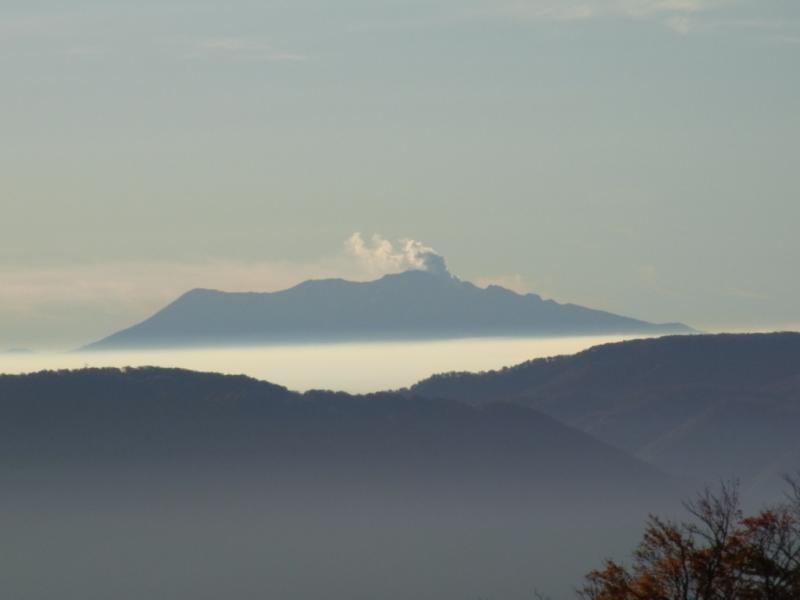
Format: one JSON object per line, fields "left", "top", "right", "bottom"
{"left": 579, "top": 479, "right": 800, "bottom": 600}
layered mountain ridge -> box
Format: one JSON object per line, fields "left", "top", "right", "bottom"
{"left": 3, "top": 333, "right": 798, "bottom": 599}
{"left": 409, "top": 332, "right": 800, "bottom": 496}
{"left": 0, "top": 365, "right": 671, "bottom": 503}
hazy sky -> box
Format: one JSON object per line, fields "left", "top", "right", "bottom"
{"left": 2, "top": 0, "right": 799, "bottom": 349}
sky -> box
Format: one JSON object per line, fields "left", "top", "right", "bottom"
{"left": 2, "top": 0, "right": 799, "bottom": 349}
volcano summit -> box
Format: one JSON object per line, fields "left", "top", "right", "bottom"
{"left": 84, "top": 260, "right": 691, "bottom": 350}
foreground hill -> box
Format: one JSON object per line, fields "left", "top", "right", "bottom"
{"left": 83, "top": 268, "right": 691, "bottom": 349}
{"left": 410, "top": 332, "right": 800, "bottom": 496}
{"left": 0, "top": 366, "right": 670, "bottom": 502}
{"left": 0, "top": 367, "right": 677, "bottom": 600}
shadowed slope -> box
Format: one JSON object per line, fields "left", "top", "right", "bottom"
{"left": 409, "top": 332, "right": 800, "bottom": 496}
{"left": 0, "top": 366, "right": 673, "bottom": 503}
{"left": 0, "top": 367, "right": 683, "bottom": 600}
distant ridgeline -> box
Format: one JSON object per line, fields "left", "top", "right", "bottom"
{"left": 3, "top": 332, "right": 799, "bottom": 600}
{"left": 0, "top": 365, "right": 674, "bottom": 507}
{"left": 5, "top": 333, "right": 799, "bottom": 503}
{"left": 83, "top": 267, "right": 692, "bottom": 350}
{"left": 0, "top": 359, "right": 683, "bottom": 600}
{"left": 409, "top": 332, "right": 800, "bottom": 500}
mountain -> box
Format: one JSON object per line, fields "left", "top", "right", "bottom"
{"left": 409, "top": 332, "right": 800, "bottom": 498}
{"left": 0, "top": 367, "right": 679, "bottom": 600}
{"left": 0, "top": 366, "right": 672, "bottom": 501}
{"left": 83, "top": 268, "right": 692, "bottom": 349}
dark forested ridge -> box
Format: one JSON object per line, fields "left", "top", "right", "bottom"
{"left": 2, "top": 367, "right": 681, "bottom": 600}
{"left": 8, "top": 333, "right": 800, "bottom": 497}
{"left": 0, "top": 366, "right": 671, "bottom": 503}
{"left": 83, "top": 269, "right": 691, "bottom": 349}
{"left": 409, "top": 332, "right": 800, "bottom": 495}
{"left": 3, "top": 335, "right": 799, "bottom": 599}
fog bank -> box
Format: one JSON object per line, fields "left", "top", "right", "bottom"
{"left": 2, "top": 335, "right": 646, "bottom": 392}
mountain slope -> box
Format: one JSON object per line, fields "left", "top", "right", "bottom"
{"left": 0, "top": 366, "right": 672, "bottom": 501}
{"left": 0, "top": 366, "right": 681, "bottom": 600}
{"left": 0, "top": 368, "right": 683, "bottom": 600}
{"left": 83, "top": 269, "right": 691, "bottom": 349}
{"left": 409, "top": 332, "right": 800, "bottom": 496}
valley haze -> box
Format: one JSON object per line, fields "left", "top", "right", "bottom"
{"left": 5, "top": 335, "right": 650, "bottom": 394}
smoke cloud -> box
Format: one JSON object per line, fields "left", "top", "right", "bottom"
{"left": 344, "top": 233, "right": 451, "bottom": 277}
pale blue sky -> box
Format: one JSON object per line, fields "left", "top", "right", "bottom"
{"left": 2, "top": 1, "right": 799, "bottom": 348}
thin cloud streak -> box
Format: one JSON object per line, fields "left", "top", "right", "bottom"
{"left": 185, "top": 37, "right": 307, "bottom": 62}
{"left": 0, "top": 259, "right": 354, "bottom": 349}
{"left": 495, "top": 0, "right": 731, "bottom": 20}
{"left": 0, "top": 259, "right": 352, "bottom": 317}
{"left": 0, "top": 14, "right": 75, "bottom": 38}
{"left": 478, "top": 0, "right": 741, "bottom": 34}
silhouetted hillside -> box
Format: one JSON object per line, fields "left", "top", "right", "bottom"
{"left": 0, "top": 366, "right": 671, "bottom": 502}
{"left": 0, "top": 367, "right": 679, "bottom": 600}
{"left": 83, "top": 269, "right": 691, "bottom": 349}
{"left": 409, "top": 332, "right": 800, "bottom": 496}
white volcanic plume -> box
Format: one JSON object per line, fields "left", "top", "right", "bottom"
{"left": 345, "top": 233, "right": 451, "bottom": 277}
